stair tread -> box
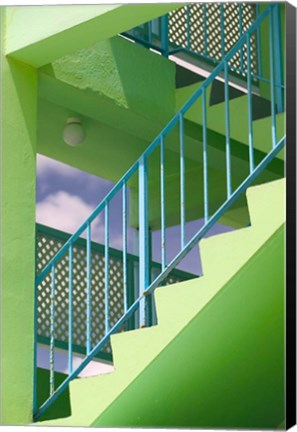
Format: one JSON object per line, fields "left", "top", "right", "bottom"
{"left": 38, "top": 178, "right": 285, "bottom": 427}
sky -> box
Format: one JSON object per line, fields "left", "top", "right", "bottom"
{"left": 36, "top": 154, "right": 234, "bottom": 276}
{"left": 36, "top": 153, "right": 235, "bottom": 375}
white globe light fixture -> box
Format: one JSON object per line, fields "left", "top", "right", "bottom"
{"left": 63, "top": 117, "right": 85, "bottom": 147}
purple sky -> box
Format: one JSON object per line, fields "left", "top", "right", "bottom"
{"left": 36, "top": 155, "right": 234, "bottom": 275}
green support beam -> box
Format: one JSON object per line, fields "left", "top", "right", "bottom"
{"left": 5, "top": 4, "right": 181, "bottom": 67}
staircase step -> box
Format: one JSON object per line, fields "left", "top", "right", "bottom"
{"left": 246, "top": 178, "right": 285, "bottom": 229}
{"left": 155, "top": 178, "right": 285, "bottom": 329}
{"left": 110, "top": 326, "right": 161, "bottom": 372}
{"left": 38, "top": 178, "right": 285, "bottom": 427}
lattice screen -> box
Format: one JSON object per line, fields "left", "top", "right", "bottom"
{"left": 36, "top": 227, "right": 193, "bottom": 361}
{"left": 36, "top": 230, "right": 127, "bottom": 357}
{"left": 168, "top": 3, "right": 258, "bottom": 77}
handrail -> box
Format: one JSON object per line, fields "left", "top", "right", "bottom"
{"left": 34, "top": 4, "right": 285, "bottom": 420}
{"left": 35, "top": 223, "right": 195, "bottom": 363}
{"left": 35, "top": 5, "right": 272, "bottom": 288}
{"left": 36, "top": 223, "right": 195, "bottom": 281}
{"left": 123, "top": 3, "right": 262, "bottom": 81}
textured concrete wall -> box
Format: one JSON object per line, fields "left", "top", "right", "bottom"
{"left": 48, "top": 35, "right": 175, "bottom": 122}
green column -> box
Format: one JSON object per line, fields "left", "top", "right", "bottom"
{"left": 0, "top": 7, "right": 38, "bottom": 424}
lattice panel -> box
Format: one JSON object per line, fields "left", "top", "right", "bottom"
{"left": 190, "top": 4, "right": 206, "bottom": 54}
{"left": 36, "top": 231, "right": 127, "bottom": 357}
{"left": 168, "top": 3, "right": 258, "bottom": 77}
{"left": 169, "top": 5, "right": 188, "bottom": 48}
{"left": 205, "top": 3, "right": 222, "bottom": 61}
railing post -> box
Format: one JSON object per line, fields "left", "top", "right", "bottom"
{"left": 255, "top": 3, "right": 263, "bottom": 78}
{"left": 127, "top": 256, "right": 136, "bottom": 330}
{"left": 269, "top": 5, "right": 277, "bottom": 149}
{"left": 104, "top": 203, "right": 109, "bottom": 334}
{"left": 203, "top": 4, "right": 208, "bottom": 56}
{"left": 161, "top": 14, "right": 169, "bottom": 58}
{"left": 147, "top": 227, "right": 154, "bottom": 326}
{"left": 33, "top": 267, "right": 38, "bottom": 416}
{"left": 272, "top": 3, "right": 284, "bottom": 113}
{"left": 220, "top": 4, "right": 225, "bottom": 59}
{"left": 202, "top": 87, "right": 209, "bottom": 223}
{"left": 86, "top": 222, "right": 92, "bottom": 355}
{"left": 138, "top": 155, "right": 149, "bottom": 327}
{"left": 247, "top": 34, "right": 255, "bottom": 174}
{"left": 186, "top": 5, "right": 191, "bottom": 51}
{"left": 49, "top": 266, "right": 56, "bottom": 396}
{"left": 224, "top": 61, "right": 232, "bottom": 198}
{"left": 239, "top": 3, "right": 244, "bottom": 73}
{"left": 68, "top": 245, "right": 73, "bottom": 374}
{"left": 122, "top": 181, "right": 129, "bottom": 318}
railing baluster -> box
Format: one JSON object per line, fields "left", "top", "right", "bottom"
{"left": 138, "top": 155, "right": 149, "bottom": 327}
{"left": 272, "top": 4, "right": 284, "bottom": 113}
{"left": 247, "top": 34, "right": 254, "bottom": 174}
{"left": 255, "top": 3, "right": 262, "bottom": 78}
{"left": 202, "top": 87, "right": 209, "bottom": 223}
{"left": 50, "top": 265, "right": 56, "bottom": 396}
{"left": 68, "top": 245, "right": 73, "bottom": 374}
{"left": 224, "top": 61, "right": 232, "bottom": 198}
{"left": 179, "top": 113, "right": 186, "bottom": 249}
{"left": 220, "top": 4, "right": 225, "bottom": 59}
{"left": 160, "top": 135, "right": 166, "bottom": 271}
{"left": 86, "top": 222, "right": 92, "bottom": 354}
{"left": 122, "top": 181, "right": 128, "bottom": 313}
{"left": 239, "top": 3, "right": 243, "bottom": 72}
{"left": 33, "top": 283, "right": 38, "bottom": 414}
{"left": 148, "top": 20, "right": 153, "bottom": 45}
{"left": 203, "top": 4, "right": 208, "bottom": 56}
{"left": 161, "top": 14, "right": 169, "bottom": 58}
{"left": 186, "top": 5, "right": 191, "bottom": 51}
{"left": 105, "top": 203, "right": 109, "bottom": 334}
{"left": 269, "top": 6, "right": 277, "bottom": 149}
{"left": 34, "top": 6, "right": 285, "bottom": 419}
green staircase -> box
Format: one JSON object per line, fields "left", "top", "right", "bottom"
{"left": 38, "top": 178, "right": 285, "bottom": 428}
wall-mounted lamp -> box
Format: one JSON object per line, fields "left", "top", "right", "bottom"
{"left": 63, "top": 117, "right": 85, "bottom": 147}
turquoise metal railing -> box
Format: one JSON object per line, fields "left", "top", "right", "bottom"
{"left": 122, "top": 2, "right": 284, "bottom": 101}
{"left": 34, "top": 4, "right": 285, "bottom": 420}
{"left": 123, "top": 4, "right": 260, "bottom": 78}
{"left": 35, "top": 223, "right": 194, "bottom": 363}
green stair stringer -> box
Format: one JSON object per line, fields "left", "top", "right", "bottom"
{"left": 38, "top": 178, "right": 285, "bottom": 427}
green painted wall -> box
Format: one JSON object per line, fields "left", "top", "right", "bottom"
{"left": 6, "top": 4, "right": 181, "bottom": 67}
{"left": 93, "top": 225, "right": 285, "bottom": 429}
{"left": 37, "top": 179, "right": 285, "bottom": 427}
{"left": 0, "top": 7, "right": 37, "bottom": 424}
{"left": 44, "top": 35, "right": 175, "bottom": 122}
{"left": 37, "top": 35, "right": 175, "bottom": 182}
{"left": 37, "top": 38, "right": 284, "bottom": 230}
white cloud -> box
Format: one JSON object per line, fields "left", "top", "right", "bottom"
{"left": 37, "top": 154, "right": 81, "bottom": 179}
{"left": 36, "top": 191, "right": 104, "bottom": 241}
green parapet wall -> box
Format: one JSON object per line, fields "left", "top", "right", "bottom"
{"left": 93, "top": 224, "right": 285, "bottom": 429}
{"left": 0, "top": 8, "right": 37, "bottom": 424}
